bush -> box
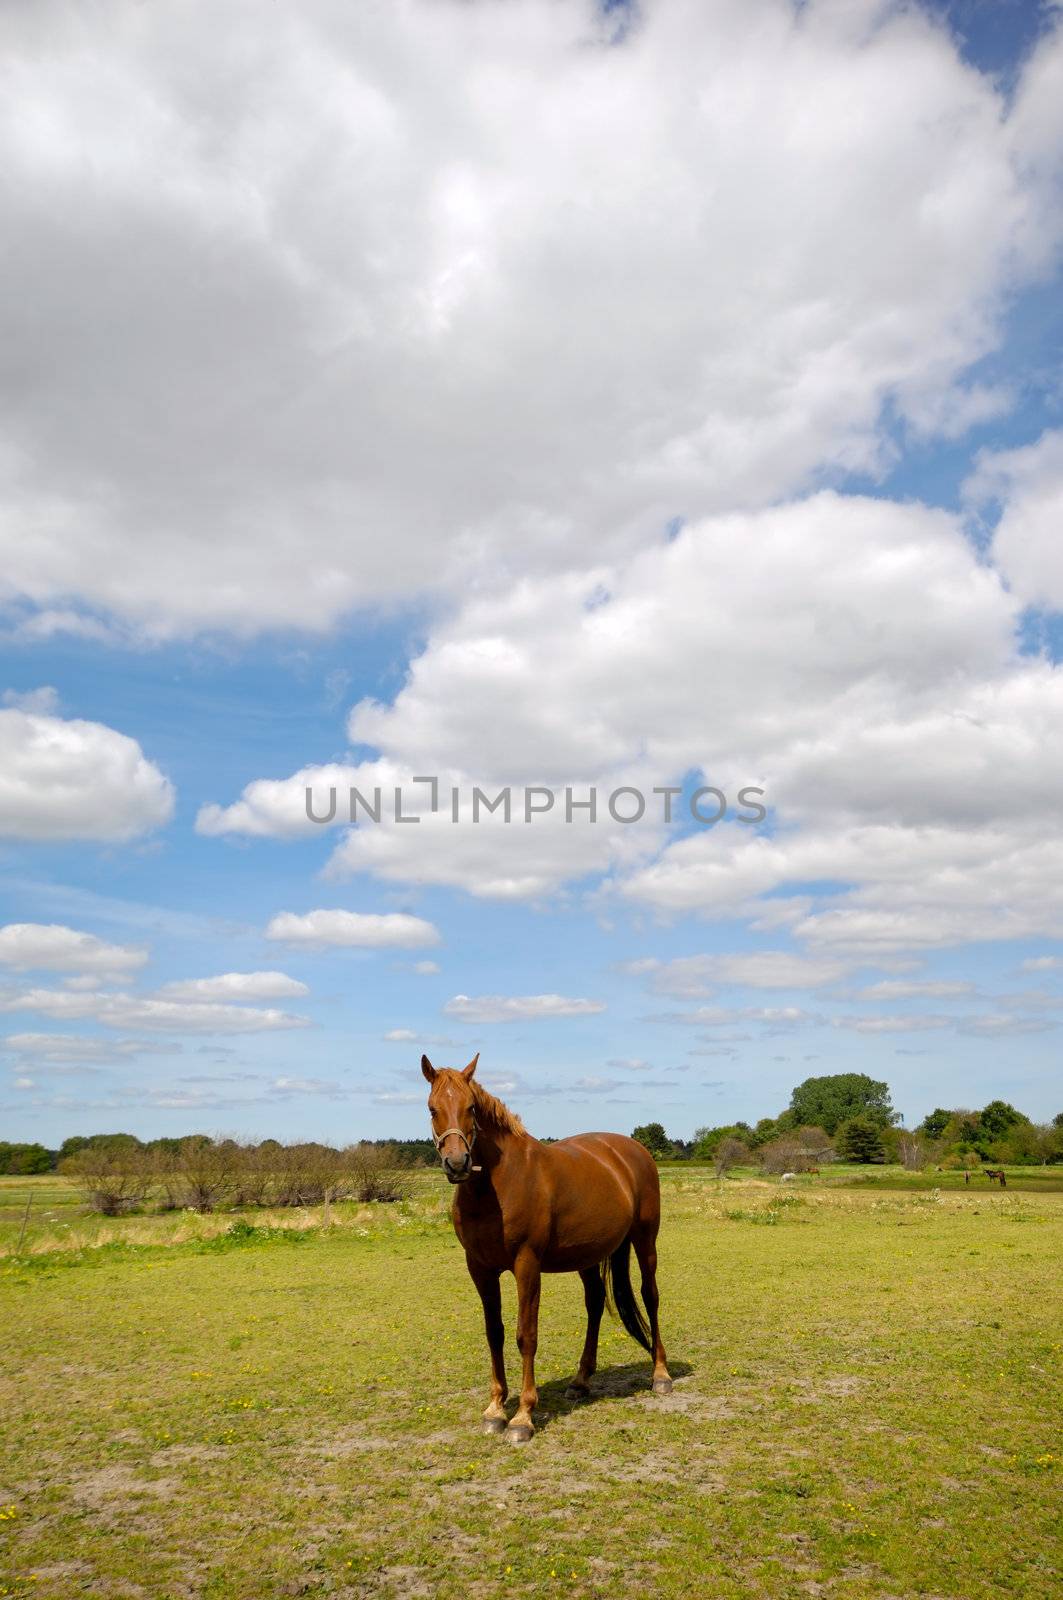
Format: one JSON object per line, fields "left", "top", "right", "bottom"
{"left": 759, "top": 1128, "right": 832, "bottom": 1175}
{"left": 713, "top": 1136, "right": 750, "bottom": 1177}
{"left": 61, "top": 1142, "right": 151, "bottom": 1214}
{"left": 171, "top": 1136, "right": 239, "bottom": 1213}
{"left": 344, "top": 1143, "right": 411, "bottom": 1203}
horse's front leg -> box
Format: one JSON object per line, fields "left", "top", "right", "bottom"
{"left": 468, "top": 1261, "right": 508, "bottom": 1434}
{"left": 506, "top": 1249, "right": 541, "bottom": 1443}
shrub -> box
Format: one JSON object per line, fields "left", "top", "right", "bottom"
{"left": 759, "top": 1129, "right": 832, "bottom": 1175}
{"left": 172, "top": 1136, "right": 239, "bottom": 1213}
{"left": 344, "top": 1143, "right": 411, "bottom": 1203}
{"left": 713, "top": 1136, "right": 750, "bottom": 1177}
{"left": 61, "top": 1142, "right": 151, "bottom": 1215}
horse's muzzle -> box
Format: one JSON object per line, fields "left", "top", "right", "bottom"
{"left": 444, "top": 1156, "right": 472, "bottom": 1183}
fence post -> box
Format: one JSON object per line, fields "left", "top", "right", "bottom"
{"left": 16, "top": 1190, "right": 33, "bottom": 1254}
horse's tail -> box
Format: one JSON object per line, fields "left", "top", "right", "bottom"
{"left": 601, "top": 1237, "right": 652, "bottom": 1354}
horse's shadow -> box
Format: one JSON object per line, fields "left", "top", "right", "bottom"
{"left": 529, "top": 1357, "right": 695, "bottom": 1433}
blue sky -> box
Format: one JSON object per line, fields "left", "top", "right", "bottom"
{"left": 2, "top": 0, "right": 1062, "bottom": 1144}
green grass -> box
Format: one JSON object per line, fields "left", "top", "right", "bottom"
{"left": 1, "top": 1172, "right": 1060, "bottom": 1599}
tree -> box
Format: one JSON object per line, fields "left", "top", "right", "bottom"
{"left": 0, "top": 1142, "right": 55, "bottom": 1174}
{"left": 897, "top": 1132, "right": 927, "bottom": 1171}
{"left": 918, "top": 1108, "right": 952, "bottom": 1141}
{"left": 979, "top": 1100, "right": 1028, "bottom": 1142}
{"left": 836, "top": 1115, "right": 887, "bottom": 1164}
{"left": 788, "top": 1074, "right": 895, "bottom": 1136}
{"left": 692, "top": 1123, "right": 750, "bottom": 1161}
{"left": 940, "top": 1109, "right": 987, "bottom": 1157}
{"left": 632, "top": 1122, "right": 672, "bottom": 1159}
{"left": 713, "top": 1136, "right": 750, "bottom": 1177}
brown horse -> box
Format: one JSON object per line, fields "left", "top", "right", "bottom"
{"left": 422, "top": 1052, "right": 672, "bottom": 1442}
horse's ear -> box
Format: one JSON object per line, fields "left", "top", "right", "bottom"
{"left": 461, "top": 1052, "right": 479, "bottom": 1081}
{"left": 421, "top": 1054, "right": 436, "bottom": 1083}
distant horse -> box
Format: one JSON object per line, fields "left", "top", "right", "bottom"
{"left": 984, "top": 1167, "right": 1007, "bottom": 1188}
{"left": 422, "top": 1053, "right": 672, "bottom": 1442}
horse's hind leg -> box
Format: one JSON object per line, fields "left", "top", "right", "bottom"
{"left": 567, "top": 1266, "right": 606, "bottom": 1400}
{"left": 631, "top": 1222, "right": 672, "bottom": 1396}
{"left": 469, "top": 1262, "right": 508, "bottom": 1434}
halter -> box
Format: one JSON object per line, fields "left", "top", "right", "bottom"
{"left": 433, "top": 1116, "right": 482, "bottom": 1174}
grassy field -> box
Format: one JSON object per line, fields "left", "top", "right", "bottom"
{"left": 1, "top": 1171, "right": 1060, "bottom": 1599}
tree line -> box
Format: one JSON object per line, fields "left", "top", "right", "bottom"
{"left": 3, "top": 1074, "right": 1061, "bottom": 1185}
{"left": 0, "top": 1132, "right": 436, "bottom": 1178}
{"left": 0, "top": 1132, "right": 437, "bottom": 1212}
{"left": 632, "top": 1073, "right": 1063, "bottom": 1171}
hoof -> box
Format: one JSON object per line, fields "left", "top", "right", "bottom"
{"left": 505, "top": 1423, "right": 534, "bottom": 1444}
{"left": 482, "top": 1415, "right": 507, "bottom": 1435}
{"left": 652, "top": 1377, "right": 673, "bottom": 1396}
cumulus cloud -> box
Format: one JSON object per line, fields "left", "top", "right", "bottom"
{"left": 0, "top": 922, "right": 147, "bottom": 975}
{"left": 265, "top": 909, "right": 440, "bottom": 949}
{"left": 158, "top": 971, "right": 309, "bottom": 1001}
{"left": 2, "top": 686, "right": 59, "bottom": 714}
{"left": 0, "top": 707, "right": 174, "bottom": 840}
{"left": 0, "top": 2, "right": 1061, "bottom": 637}
{"left": 197, "top": 473, "right": 1063, "bottom": 969}
{"left": 442, "top": 993, "right": 607, "bottom": 1023}
{"left": 969, "top": 428, "right": 1063, "bottom": 611}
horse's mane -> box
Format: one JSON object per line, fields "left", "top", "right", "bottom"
{"left": 471, "top": 1079, "right": 527, "bottom": 1138}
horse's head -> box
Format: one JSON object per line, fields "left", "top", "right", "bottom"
{"left": 422, "top": 1052, "right": 481, "bottom": 1183}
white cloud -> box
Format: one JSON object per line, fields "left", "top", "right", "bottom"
{"left": 655, "top": 1005, "right": 813, "bottom": 1029}
{"left": 0, "top": 2, "right": 1060, "bottom": 636}
{"left": 1, "top": 1032, "right": 153, "bottom": 1064}
{"left": 0, "top": 987, "right": 308, "bottom": 1034}
{"left": 201, "top": 481, "right": 1063, "bottom": 958}
{"left": 383, "top": 1027, "right": 456, "bottom": 1045}
{"left": 442, "top": 993, "right": 606, "bottom": 1023}
{"left": 0, "top": 922, "right": 147, "bottom": 975}
{"left": 957, "top": 1014, "right": 1056, "bottom": 1036}
{"left": 265, "top": 908, "right": 440, "bottom": 950}
{"left": 831, "top": 1013, "right": 954, "bottom": 1034}
{"left": 1022, "top": 955, "right": 1063, "bottom": 972}
{"left": 0, "top": 708, "right": 174, "bottom": 841}
{"left": 969, "top": 428, "right": 1063, "bottom": 611}
{"left": 158, "top": 971, "right": 309, "bottom": 1001}
{"left": 2, "top": 686, "right": 59, "bottom": 714}
{"left": 636, "top": 950, "right": 852, "bottom": 997}
{"left": 413, "top": 960, "right": 440, "bottom": 975}
{"left": 196, "top": 762, "right": 374, "bottom": 838}
{"left": 853, "top": 978, "right": 977, "bottom": 1000}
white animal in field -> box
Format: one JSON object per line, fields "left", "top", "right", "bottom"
{"left": 781, "top": 1172, "right": 796, "bottom": 1181}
